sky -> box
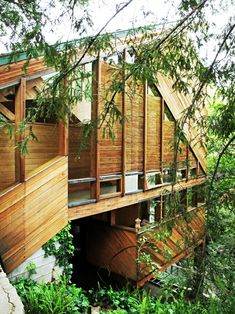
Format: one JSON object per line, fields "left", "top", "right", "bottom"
{"left": 0, "top": 0, "right": 234, "bottom": 63}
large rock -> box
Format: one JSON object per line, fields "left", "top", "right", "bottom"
{"left": 0, "top": 266, "right": 24, "bottom": 314}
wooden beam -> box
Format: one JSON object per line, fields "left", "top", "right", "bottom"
{"left": 69, "top": 177, "right": 206, "bottom": 220}
{"left": 0, "top": 103, "right": 15, "bottom": 121}
{"left": 15, "top": 78, "right": 26, "bottom": 182}
{"left": 91, "top": 56, "right": 101, "bottom": 201}
{"left": 58, "top": 120, "right": 68, "bottom": 156}
{"left": 143, "top": 80, "right": 147, "bottom": 191}
{"left": 121, "top": 49, "right": 127, "bottom": 196}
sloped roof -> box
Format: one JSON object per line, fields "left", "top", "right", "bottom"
{"left": 157, "top": 73, "right": 207, "bottom": 172}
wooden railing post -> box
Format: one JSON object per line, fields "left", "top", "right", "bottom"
{"left": 121, "top": 49, "right": 127, "bottom": 196}
{"left": 143, "top": 80, "right": 147, "bottom": 191}
{"left": 58, "top": 79, "right": 69, "bottom": 157}
{"left": 91, "top": 56, "right": 101, "bottom": 201}
{"left": 160, "top": 97, "right": 164, "bottom": 175}
{"left": 58, "top": 119, "right": 68, "bottom": 156}
{"left": 15, "top": 78, "right": 26, "bottom": 182}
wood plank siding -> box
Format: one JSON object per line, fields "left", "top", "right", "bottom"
{"left": 0, "top": 48, "right": 206, "bottom": 280}
{"left": 85, "top": 206, "right": 205, "bottom": 285}
{"left": 0, "top": 156, "right": 68, "bottom": 273}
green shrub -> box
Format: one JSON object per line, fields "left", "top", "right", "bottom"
{"left": 14, "top": 276, "right": 89, "bottom": 314}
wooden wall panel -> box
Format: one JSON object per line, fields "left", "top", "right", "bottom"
{"left": 146, "top": 95, "right": 161, "bottom": 170}
{"left": 99, "top": 63, "right": 122, "bottom": 175}
{"left": 126, "top": 82, "right": 144, "bottom": 172}
{"left": 85, "top": 220, "right": 138, "bottom": 281}
{"left": 0, "top": 156, "right": 68, "bottom": 273}
{"left": 68, "top": 125, "right": 90, "bottom": 179}
{"left": 162, "top": 121, "right": 175, "bottom": 168}
{"left": 137, "top": 206, "right": 205, "bottom": 280}
{"left": 177, "top": 140, "right": 187, "bottom": 168}
{"left": 0, "top": 57, "right": 49, "bottom": 87}
{"left": 188, "top": 148, "right": 197, "bottom": 168}
{"left": 0, "top": 128, "right": 15, "bottom": 191}
{"left": 26, "top": 123, "right": 58, "bottom": 176}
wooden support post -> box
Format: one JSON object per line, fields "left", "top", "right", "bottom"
{"left": 143, "top": 80, "right": 147, "bottom": 191}
{"left": 196, "top": 159, "right": 200, "bottom": 178}
{"left": 58, "top": 79, "right": 69, "bottom": 156}
{"left": 160, "top": 97, "right": 164, "bottom": 176}
{"left": 58, "top": 120, "right": 68, "bottom": 156}
{"left": 15, "top": 78, "right": 26, "bottom": 182}
{"left": 160, "top": 194, "right": 163, "bottom": 219}
{"left": 110, "top": 210, "right": 116, "bottom": 226}
{"left": 186, "top": 143, "right": 189, "bottom": 181}
{"left": 121, "top": 49, "right": 127, "bottom": 196}
{"left": 91, "top": 56, "right": 101, "bottom": 201}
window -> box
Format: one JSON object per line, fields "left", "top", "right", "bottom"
{"left": 163, "top": 169, "right": 174, "bottom": 184}
{"left": 188, "top": 187, "right": 198, "bottom": 209}
{"left": 189, "top": 167, "right": 197, "bottom": 179}
{"left": 146, "top": 171, "right": 162, "bottom": 189}
{"left": 100, "top": 175, "right": 122, "bottom": 198}
{"left": 177, "top": 168, "right": 187, "bottom": 181}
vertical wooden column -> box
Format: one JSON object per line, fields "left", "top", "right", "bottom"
{"left": 58, "top": 79, "right": 69, "bottom": 156}
{"left": 121, "top": 49, "right": 127, "bottom": 196}
{"left": 160, "top": 97, "right": 164, "bottom": 176}
{"left": 91, "top": 57, "right": 101, "bottom": 201}
{"left": 15, "top": 78, "right": 26, "bottom": 182}
{"left": 196, "top": 160, "right": 200, "bottom": 178}
{"left": 186, "top": 143, "right": 189, "bottom": 181}
{"left": 143, "top": 80, "right": 148, "bottom": 191}
{"left": 58, "top": 121, "right": 68, "bottom": 156}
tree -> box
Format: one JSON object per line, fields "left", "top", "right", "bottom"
{"left": 0, "top": 0, "right": 234, "bottom": 307}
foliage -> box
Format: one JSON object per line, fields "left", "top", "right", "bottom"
{"left": 42, "top": 223, "right": 75, "bottom": 281}
{"left": 13, "top": 276, "right": 231, "bottom": 313}
{"left": 89, "top": 285, "right": 225, "bottom": 314}
{"left": 1, "top": 0, "right": 235, "bottom": 308}
{"left": 14, "top": 276, "right": 89, "bottom": 314}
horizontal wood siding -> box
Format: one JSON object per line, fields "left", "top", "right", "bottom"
{"left": 85, "top": 220, "right": 138, "bottom": 281}
{"left": 99, "top": 63, "right": 122, "bottom": 175}
{"left": 162, "top": 121, "right": 175, "bottom": 168}
{"left": 0, "top": 58, "right": 49, "bottom": 87}
{"left": 126, "top": 81, "right": 144, "bottom": 172}
{"left": 26, "top": 123, "right": 59, "bottom": 176}
{"left": 69, "top": 125, "right": 90, "bottom": 179}
{"left": 147, "top": 95, "right": 161, "bottom": 170}
{"left": 137, "top": 207, "right": 205, "bottom": 280}
{"left": 0, "top": 156, "right": 68, "bottom": 273}
{"left": 0, "top": 128, "right": 15, "bottom": 191}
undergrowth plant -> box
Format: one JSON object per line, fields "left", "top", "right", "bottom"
{"left": 42, "top": 223, "right": 75, "bottom": 281}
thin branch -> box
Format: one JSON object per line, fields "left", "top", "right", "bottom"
{"left": 53, "top": 0, "right": 134, "bottom": 88}
{"left": 208, "top": 134, "right": 235, "bottom": 201}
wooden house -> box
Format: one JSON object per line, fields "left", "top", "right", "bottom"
{"left": 0, "top": 33, "right": 207, "bottom": 286}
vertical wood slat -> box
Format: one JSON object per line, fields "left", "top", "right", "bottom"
{"left": 15, "top": 78, "right": 26, "bottom": 182}
{"left": 91, "top": 57, "right": 101, "bottom": 201}
{"left": 58, "top": 79, "right": 69, "bottom": 156}
{"left": 58, "top": 120, "right": 68, "bottom": 156}
{"left": 160, "top": 97, "right": 164, "bottom": 174}
{"left": 186, "top": 143, "right": 189, "bottom": 181}
{"left": 122, "top": 49, "right": 127, "bottom": 196}
{"left": 143, "top": 81, "right": 147, "bottom": 191}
